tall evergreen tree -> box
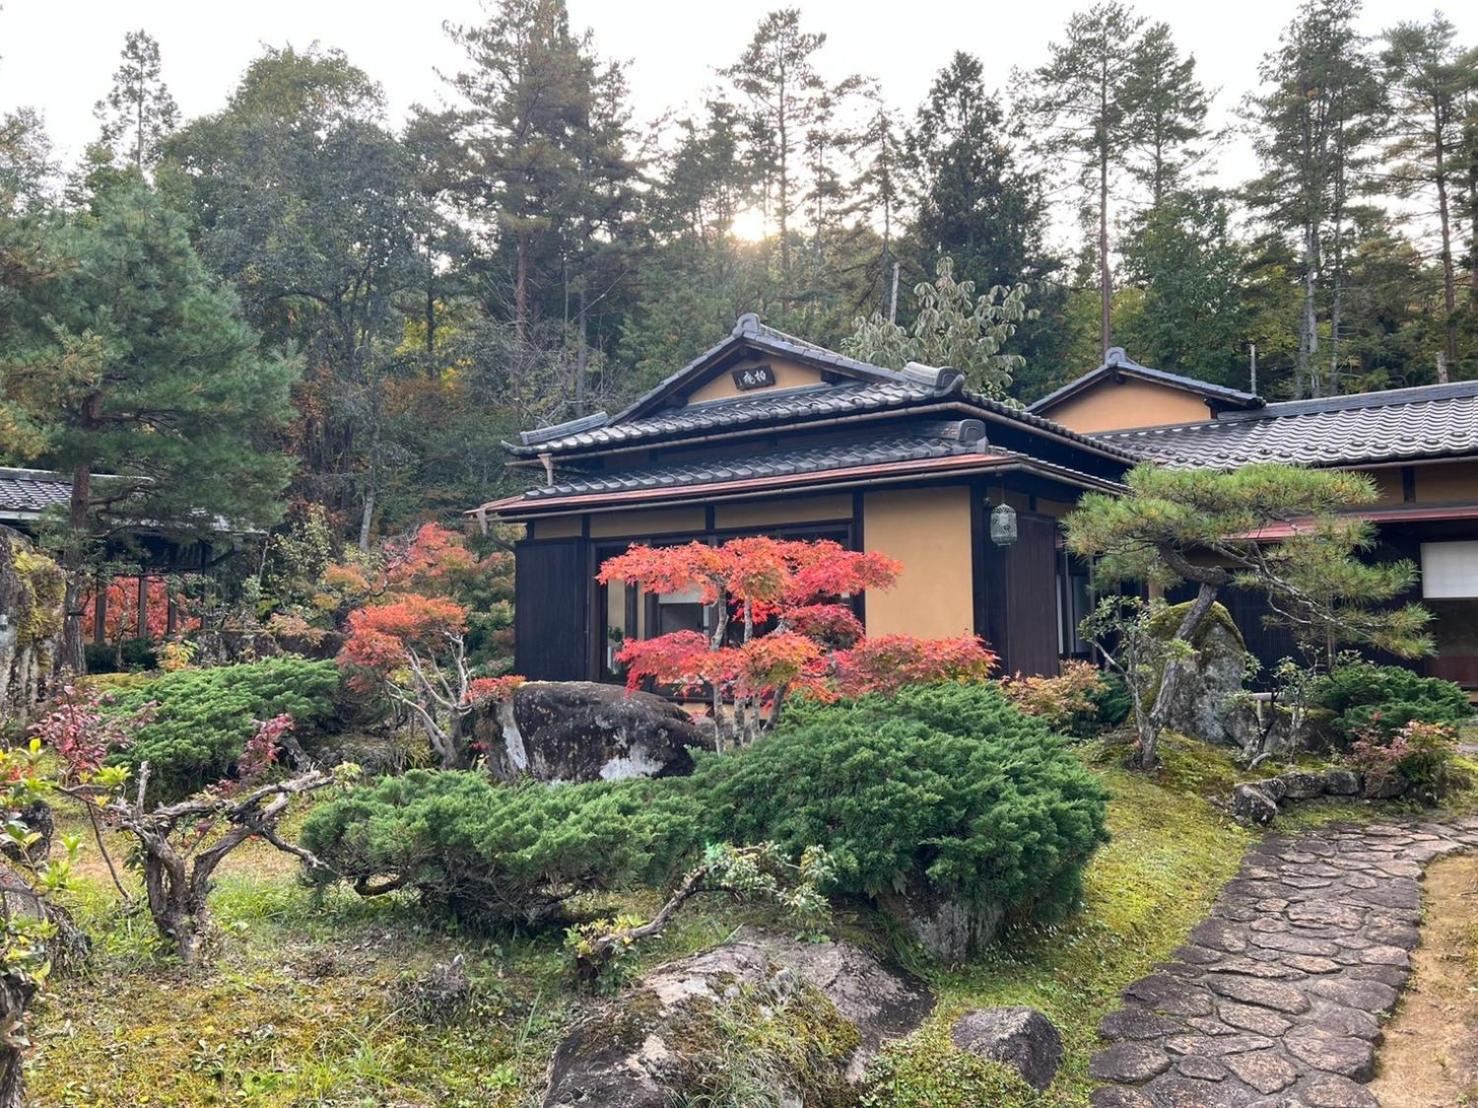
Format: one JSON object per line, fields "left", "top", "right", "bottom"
{"left": 445, "top": 0, "right": 610, "bottom": 342}
{"left": 723, "top": 9, "right": 854, "bottom": 288}
{"left": 1122, "top": 22, "right": 1212, "bottom": 208}
{"left": 92, "top": 30, "right": 179, "bottom": 173}
{"left": 847, "top": 93, "right": 903, "bottom": 318}
{"left": 1028, "top": 2, "right": 1148, "bottom": 358}
{"left": 0, "top": 184, "right": 296, "bottom": 669}
{"left": 1246, "top": 0, "right": 1385, "bottom": 397}
{"left": 1381, "top": 16, "right": 1474, "bottom": 371}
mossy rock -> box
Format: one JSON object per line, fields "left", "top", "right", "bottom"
{"left": 1148, "top": 599, "right": 1244, "bottom": 652}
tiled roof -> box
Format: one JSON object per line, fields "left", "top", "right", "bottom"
{"left": 512, "top": 379, "right": 952, "bottom": 456}
{"left": 1029, "top": 349, "right": 1263, "bottom": 414}
{"left": 523, "top": 425, "right": 997, "bottom": 501}
{"left": 1098, "top": 381, "right": 1478, "bottom": 469}
{"left": 0, "top": 468, "right": 73, "bottom": 518}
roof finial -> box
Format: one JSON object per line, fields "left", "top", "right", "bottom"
{"left": 733, "top": 312, "right": 760, "bottom": 337}
{"left": 1105, "top": 346, "right": 1127, "bottom": 367}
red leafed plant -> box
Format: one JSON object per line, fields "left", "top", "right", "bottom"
{"left": 598, "top": 537, "right": 995, "bottom": 744}
{"left": 339, "top": 586, "right": 524, "bottom": 768}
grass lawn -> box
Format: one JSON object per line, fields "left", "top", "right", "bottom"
{"left": 25, "top": 734, "right": 1478, "bottom": 1107}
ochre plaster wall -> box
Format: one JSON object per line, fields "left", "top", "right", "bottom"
{"left": 685, "top": 355, "right": 823, "bottom": 405}
{"left": 713, "top": 495, "right": 853, "bottom": 529}
{"left": 862, "top": 486, "right": 975, "bottom": 638}
{"left": 529, "top": 515, "right": 582, "bottom": 540}
{"left": 589, "top": 508, "right": 706, "bottom": 539}
{"left": 1040, "top": 378, "right": 1211, "bottom": 433}
{"left": 1416, "top": 461, "right": 1478, "bottom": 503}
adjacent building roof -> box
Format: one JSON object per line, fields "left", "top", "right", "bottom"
{"left": 1099, "top": 380, "right": 1478, "bottom": 469}
{"left": 0, "top": 467, "right": 74, "bottom": 521}
{"left": 1028, "top": 348, "right": 1264, "bottom": 415}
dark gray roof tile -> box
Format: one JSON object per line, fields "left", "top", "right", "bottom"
{"left": 1099, "top": 381, "right": 1478, "bottom": 468}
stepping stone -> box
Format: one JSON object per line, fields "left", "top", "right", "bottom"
{"left": 1218, "top": 1001, "right": 1293, "bottom": 1037}
{"left": 1223, "top": 1049, "right": 1300, "bottom": 1094}
{"left": 1176, "top": 1055, "right": 1228, "bottom": 1081}
{"left": 1205, "top": 975, "right": 1311, "bottom": 1014}
{"left": 1286, "top": 902, "right": 1364, "bottom": 930}
{"left": 1284, "top": 1028, "right": 1375, "bottom": 1080}
{"left": 1310, "top": 978, "right": 1397, "bottom": 1016}
{"left": 1281, "top": 954, "right": 1342, "bottom": 974}
{"left": 1165, "top": 1032, "right": 1274, "bottom": 1057}
{"left": 1142, "top": 1073, "right": 1254, "bottom": 1107}
{"left": 1356, "top": 944, "right": 1410, "bottom": 967}
{"left": 1124, "top": 974, "right": 1215, "bottom": 1016}
{"left": 1089, "top": 1088, "right": 1156, "bottom": 1108}
{"left": 1299, "top": 1005, "right": 1381, "bottom": 1042}
{"left": 1090, "top": 1042, "right": 1171, "bottom": 1083}
{"left": 1295, "top": 1073, "right": 1380, "bottom": 1107}
{"left": 1191, "top": 920, "right": 1251, "bottom": 952}
{"left": 1097, "top": 1005, "right": 1183, "bottom": 1041}
{"left": 1249, "top": 932, "right": 1341, "bottom": 957}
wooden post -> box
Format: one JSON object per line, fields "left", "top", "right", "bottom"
{"left": 137, "top": 575, "right": 148, "bottom": 642}
{"left": 92, "top": 578, "right": 107, "bottom": 645}
{"left": 166, "top": 589, "right": 178, "bottom": 636}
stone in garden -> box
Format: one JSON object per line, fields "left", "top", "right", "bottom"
{"left": 1283, "top": 1028, "right": 1375, "bottom": 1080}
{"left": 1204, "top": 974, "right": 1310, "bottom": 1014}
{"left": 1098, "top": 1006, "right": 1184, "bottom": 1040}
{"left": 1150, "top": 601, "right": 1249, "bottom": 746}
{"left": 1235, "top": 783, "right": 1280, "bottom": 825}
{"left": 1361, "top": 770, "right": 1409, "bottom": 799}
{"left": 878, "top": 876, "right": 1005, "bottom": 962}
{"left": 479, "top": 680, "right": 712, "bottom": 784}
{"left": 1296, "top": 1073, "right": 1380, "bottom": 1107}
{"left": 1321, "top": 769, "right": 1361, "bottom": 796}
{"left": 1276, "top": 771, "right": 1327, "bottom": 800}
{"left": 951, "top": 1006, "right": 1062, "bottom": 1091}
{"left": 542, "top": 931, "right": 931, "bottom": 1106}
{"left": 1310, "top": 978, "right": 1398, "bottom": 1015}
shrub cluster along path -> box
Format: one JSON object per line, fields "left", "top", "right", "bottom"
{"left": 1089, "top": 816, "right": 1478, "bottom": 1108}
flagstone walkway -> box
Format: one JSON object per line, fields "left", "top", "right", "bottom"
{"left": 1089, "top": 816, "right": 1478, "bottom": 1108}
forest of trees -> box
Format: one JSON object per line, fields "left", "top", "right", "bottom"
{"left": 3, "top": 0, "right": 1478, "bottom": 547}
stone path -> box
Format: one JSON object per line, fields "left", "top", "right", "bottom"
{"left": 1089, "top": 817, "right": 1478, "bottom": 1108}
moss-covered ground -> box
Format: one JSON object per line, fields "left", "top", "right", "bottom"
{"left": 26, "top": 733, "right": 1478, "bottom": 1107}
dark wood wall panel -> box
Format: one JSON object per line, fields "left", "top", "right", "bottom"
{"left": 982, "top": 510, "right": 1061, "bottom": 677}
{"left": 514, "top": 539, "right": 590, "bottom": 681}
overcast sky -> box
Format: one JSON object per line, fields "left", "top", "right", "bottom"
{"left": 2, "top": 0, "right": 1473, "bottom": 195}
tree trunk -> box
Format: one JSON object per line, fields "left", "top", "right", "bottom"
{"left": 61, "top": 455, "right": 94, "bottom": 675}
{"left": 0, "top": 975, "right": 30, "bottom": 1108}
{"left": 1098, "top": 71, "right": 1112, "bottom": 358}
{"left": 1143, "top": 581, "right": 1221, "bottom": 770}
{"left": 1434, "top": 110, "right": 1458, "bottom": 364}
{"left": 575, "top": 281, "right": 588, "bottom": 414}
{"left": 514, "top": 232, "right": 529, "bottom": 344}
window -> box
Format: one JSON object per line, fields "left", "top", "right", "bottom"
{"left": 657, "top": 584, "right": 710, "bottom": 636}
{"left": 1057, "top": 552, "right": 1092, "bottom": 656}
{"left": 1421, "top": 541, "right": 1478, "bottom": 599}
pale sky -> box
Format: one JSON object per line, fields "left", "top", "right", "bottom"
{"left": 2, "top": 0, "right": 1472, "bottom": 202}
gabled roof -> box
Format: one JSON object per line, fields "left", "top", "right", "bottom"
{"left": 1098, "top": 380, "right": 1478, "bottom": 469}
{"left": 1028, "top": 348, "right": 1264, "bottom": 415}
{"left": 480, "top": 419, "right": 1123, "bottom": 518}
{"left": 505, "top": 314, "right": 1139, "bottom": 465}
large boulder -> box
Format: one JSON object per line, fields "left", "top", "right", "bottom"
{"left": 951, "top": 1007, "right": 1063, "bottom": 1091}
{"left": 879, "top": 874, "right": 1006, "bottom": 963}
{"left": 0, "top": 526, "right": 64, "bottom": 722}
{"left": 543, "top": 929, "right": 933, "bottom": 1107}
{"left": 474, "top": 681, "right": 712, "bottom": 784}
{"left": 1150, "top": 601, "right": 1249, "bottom": 747}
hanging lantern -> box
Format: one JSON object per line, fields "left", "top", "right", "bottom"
{"left": 989, "top": 500, "right": 1018, "bottom": 547}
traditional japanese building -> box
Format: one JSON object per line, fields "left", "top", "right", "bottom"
{"left": 476, "top": 325, "right": 1478, "bottom": 690}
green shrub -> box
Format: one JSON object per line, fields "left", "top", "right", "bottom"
{"left": 696, "top": 684, "right": 1110, "bottom": 921}
{"left": 83, "top": 642, "right": 120, "bottom": 674}
{"left": 1089, "top": 671, "right": 1132, "bottom": 730}
{"left": 299, "top": 769, "right": 703, "bottom": 925}
{"left": 107, "top": 657, "right": 342, "bottom": 800}
{"left": 302, "top": 684, "right": 1109, "bottom": 938}
{"left": 1312, "top": 661, "right": 1471, "bottom": 742}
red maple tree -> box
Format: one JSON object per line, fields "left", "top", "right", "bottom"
{"left": 598, "top": 537, "right": 996, "bottom": 743}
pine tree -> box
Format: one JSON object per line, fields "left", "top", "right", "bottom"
{"left": 1381, "top": 16, "right": 1474, "bottom": 371}
{"left": 92, "top": 30, "right": 179, "bottom": 172}
{"left": 723, "top": 9, "right": 843, "bottom": 287}
{"left": 445, "top": 0, "right": 603, "bottom": 342}
{"left": 1122, "top": 22, "right": 1212, "bottom": 208}
{"left": 908, "top": 53, "right": 1052, "bottom": 293}
{"left": 1246, "top": 0, "right": 1385, "bottom": 397}
{"left": 848, "top": 93, "right": 904, "bottom": 318}
{"left": 1028, "top": 2, "right": 1149, "bottom": 358}
{"left": 1, "top": 184, "right": 296, "bottom": 670}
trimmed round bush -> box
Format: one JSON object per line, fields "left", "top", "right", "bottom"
{"left": 300, "top": 769, "right": 703, "bottom": 924}
{"left": 694, "top": 684, "right": 1110, "bottom": 921}
{"left": 1312, "top": 662, "right": 1471, "bottom": 742}
{"left": 107, "top": 656, "right": 341, "bottom": 800}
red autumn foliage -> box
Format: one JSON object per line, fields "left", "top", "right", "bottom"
{"left": 599, "top": 536, "right": 995, "bottom": 741}
{"left": 81, "top": 575, "right": 199, "bottom": 642}
{"left": 339, "top": 594, "right": 469, "bottom": 682}
{"left": 464, "top": 675, "right": 526, "bottom": 706}
{"left": 832, "top": 634, "right": 999, "bottom": 699}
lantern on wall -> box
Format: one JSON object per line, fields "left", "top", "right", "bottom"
{"left": 989, "top": 500, "right": 1018, "bottom": 547}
